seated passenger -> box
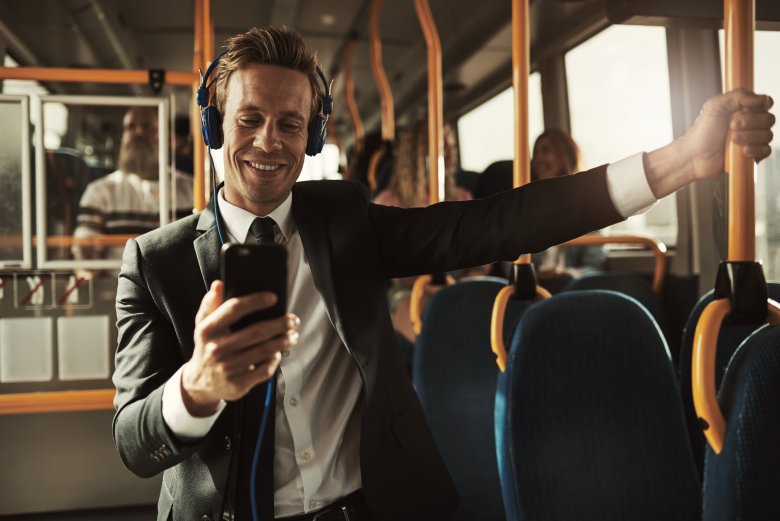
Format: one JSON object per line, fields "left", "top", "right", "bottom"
{"left": 73, "top": 107, "right": 193, "bottom": 260}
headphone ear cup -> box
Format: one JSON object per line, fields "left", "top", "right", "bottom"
{"left": 200, "top": 106, "right": 223, "bottom": 149}
{"left": 305, "top": 114, "right": 327, "bottom": 156}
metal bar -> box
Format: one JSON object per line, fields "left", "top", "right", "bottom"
{"left": 192, "top": 0, "right": 207, "bottom": 211}
{"left": 559, "top": 235, "right": 668, "bottom": 295}
{"left": 414, "top": 0, "right": 444, "bottom": 204}
{"left": 369, "top": 0, "right": 395, "bottom": 142}
{"left": 0, "top": 66, "right": 196, "bottom": 85}
{"left": 724, "top": 0, "right": 755, "bottom": 261}
{"left": 0, "top": 389, "right": 115, "bottom": 415}
{"left": 342, "top": 38, "right": 365, "bottom": 155}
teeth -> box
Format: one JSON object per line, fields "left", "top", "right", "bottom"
{"left": 248, "top": 161, "right": 279, "bottom": 171}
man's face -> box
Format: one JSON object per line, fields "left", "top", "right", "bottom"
{"left": 221, "top": 63, "right": 313, "bottom": 216}
{"left": 118, "top": 107, "right": 159, "bottom": 180}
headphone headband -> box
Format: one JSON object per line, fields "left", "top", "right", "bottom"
{"left": 197, "top": 50, "right": 332, "bottom": 155}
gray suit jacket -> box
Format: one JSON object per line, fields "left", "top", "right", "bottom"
{"left": 112, "top": 167, "right": 621, "bottom": 521}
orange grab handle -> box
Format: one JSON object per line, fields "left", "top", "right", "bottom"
{"left": 369, "top": 0, "right": 395, "bottom": 142}
{"left": 342, "top": 38, "right": 365, "bottom": 155}
{"left": 490, "top": 283, "right": 551, "bottom": 372}
{"left": 692, "top": 298, "right": 780, "bottom": 453}
{"left": 414, "top": 0, "right": 444, "bottom": 204}
{"left": 559, "top": 235, "right": 668, "bottom": 295}
{"left": 367, "top": 147, "right": 385, "bottom": 193}
{"left": 410, "top": 274, "right": 456, "bottom": 335}
{"left": 0, "top": 389, "right": 116, "bottom": 415}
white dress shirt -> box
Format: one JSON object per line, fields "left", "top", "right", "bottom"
{"left": 161, "top": 153, "right": 656, "bottom": 515}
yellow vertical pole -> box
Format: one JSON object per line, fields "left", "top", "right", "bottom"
{"left": 724, "top": 0, "right": 755, "bottom": 261}
{"left": 513, "top": 0, "right": 531, "bottom": 265}
{"left": 370, "top": 0, "right": 395, "bottom": 142}
{"left": 192, "top": 0, "right": 207, "bottom": 211}
{"left": 414, "top": 0, "right": 444, "bottom": 204}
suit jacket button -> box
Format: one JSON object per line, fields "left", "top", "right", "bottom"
{"left": 202, "top": 515, "right": 212, "bottom": 521}
{"left": 224, "top": 435, "right": 231, "bottom": 451}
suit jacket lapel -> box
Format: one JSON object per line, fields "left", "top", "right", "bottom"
{"left": 291, "top": 187, "right": 346, "bottom": 343}
{"left": 194, "top": 203, "right": 222, "bottom": 289}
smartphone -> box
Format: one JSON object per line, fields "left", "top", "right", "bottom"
{"left": 220, "top": 243, "right": 287, "bottom": 331}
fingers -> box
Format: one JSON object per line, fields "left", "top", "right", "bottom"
{"left": 195, "top": 280, "right": 223, "bottom": 325}
{"left": 211, "top": 313, "right": 299, "bottom": 360}
{"left": 198, "top": 291, "right": 278, "bottom": 338}
{"left": 731, "top": 111, "right": 775, "bottom": 131}
{"left": 225, "top": 328, "right": 298, "bottom": 373}
{"left": 741, "top": 144, "right": 772, "bottom": 162}
{"left": 709, "top": 90, "right": 774, "bottom": 116}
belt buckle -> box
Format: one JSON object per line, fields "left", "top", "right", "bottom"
{"left": 311, "top": 506, "right": 351, "bottom": 521}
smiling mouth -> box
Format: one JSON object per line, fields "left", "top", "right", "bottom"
{"left": 246, "top": 160, "right": 283, "bottom": 172}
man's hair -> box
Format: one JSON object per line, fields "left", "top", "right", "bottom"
{"left": 213, "top": 26, "right": 324, "bottom": 123}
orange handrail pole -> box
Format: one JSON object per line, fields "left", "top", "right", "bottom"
{"left": 512, "top": 0, "right": 531, "bottom": 193}
{"left": 692, "top": 0, "right": 758, "bottom": 454}
{"left": 343, "top": 38, "right": 365, "bottom": 156}
{"left": 0, "top": 67, "right": 197, "bottom": 85}
{"left": 0, "top": 389, "right": 115, "bottom": 415}
{"left": 369, "top": 0, "right": 395, "bottom": 143}
{"left": 490, "top": 0, "right": 545, "bottom": 372}
{"left": 192, "top": 0, "right": 207, "bottom": 211}
{"left": 327, "top": 73, "right": 342, "bottom": 152}
{"left": 560, "top": 235, "right": 668, "bottom": 295}
{"left": 725, "top": 0, "right": 755, "bottom": 261}
{"left": 414, "top": 0, "right": 444, "bottom": 204}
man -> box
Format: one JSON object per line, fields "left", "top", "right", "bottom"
{"left": 74, "top": 106, "right": 193, "bottom": 260}
{"left": 111, "top": 26, "right": 775, "bottom": 521}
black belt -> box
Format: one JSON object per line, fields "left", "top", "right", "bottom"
{"left": 277, "top": 489, "right": 371, "bottom": 521}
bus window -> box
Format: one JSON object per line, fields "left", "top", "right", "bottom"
{"left": 457, "top": 72, "right": 544, "bottom": 173}
{"left": 566, "top": 25, "right": 677, "bottom": 246}
{"left": 719, "top": 30, "right": 780, "bottom": 280}
{"left": 0, "top": 96, "right": 30, "bottom": 269}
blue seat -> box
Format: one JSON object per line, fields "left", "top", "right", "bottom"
{"left": 678, "top": 282, "right": 780, "bottom": 475}
{"left": 703, "top": 325, "right": 780, "bottom": 520}
{"left": 495, "top": 290, "right": 701, "bottom": 521}
{"left": 413, "top": 277, "right": 531, "bottom": 521}
{"left": 563, "top": 271, "right": 667, "bottom": 336}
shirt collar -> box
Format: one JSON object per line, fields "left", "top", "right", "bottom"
{"left": 217, "top": 188, "right": 294, "bottom": 244}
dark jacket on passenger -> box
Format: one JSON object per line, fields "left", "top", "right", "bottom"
{"left": 112, "top": 165, "right": 622, "bottom": 521}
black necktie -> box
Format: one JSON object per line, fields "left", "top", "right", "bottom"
{"left": 235, "top": 216, "right": 277, "bottom": 520}
{"left": 250, "top": 217, "right": 276, "bottom": 245}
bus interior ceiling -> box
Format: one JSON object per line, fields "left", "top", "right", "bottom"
{"left": 1, "top": 0, "right": 780, "bottom": 518}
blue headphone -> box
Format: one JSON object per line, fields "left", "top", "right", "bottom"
{"left": 196, "top": 50, "right": 333, "bottom": 156}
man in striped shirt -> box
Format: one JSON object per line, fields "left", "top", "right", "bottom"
{"left": 73, "top": 106, "right": 193, "bottom": 260}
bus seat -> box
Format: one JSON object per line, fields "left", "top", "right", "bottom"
{"left": 678, "top": 282, "right": 780, "bottom": 476}
{"left": 703, "top": 325, "right": 780, "bottom": 520}
{"left": 562, "top": 271, "right": 667, "bottom": 336}
{"left": 495, "top": 290, "right": 701, "bottom": 521}
{"left": 413, "top": 278, "right": 532, "bottom": 521}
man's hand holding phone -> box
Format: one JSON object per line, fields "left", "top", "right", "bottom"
{"left": 181, "top": 280, "right": 298, "bottom": 417}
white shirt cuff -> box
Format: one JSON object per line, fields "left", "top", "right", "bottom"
{"left": 162, "top": 365, "right": 226, "bottom": 440}
{"left": 606, "top": 152, "right": 658, "bottom": 218}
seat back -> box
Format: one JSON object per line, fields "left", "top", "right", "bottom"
{"left": 563, "top": 271, "right": 667, "bottom": 333}
{"left": 703, "top": 325, "right": 780, "bottom": 520}
{"left": 413, "top": 278, "right": 531, "bottom": 521}
{"left": 495, "top": 290, "right": 701, "bottom": 521}
{"left": 678, "top": 282, "right": 780, "bottom": 475}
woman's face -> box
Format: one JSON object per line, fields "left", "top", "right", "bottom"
{"left": 532, "top": 137, "right": 567, "bottom": 180}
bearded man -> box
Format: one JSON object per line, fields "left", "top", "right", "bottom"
{"left": 73, "top": 106, "right": 193, "bottom": 260}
